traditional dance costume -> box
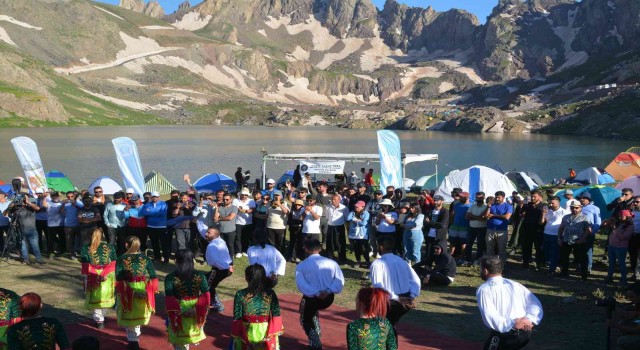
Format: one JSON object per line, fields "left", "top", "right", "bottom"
{"left": 346, "top": 317, "right": 397, "bottom": 350}
{"left": 81, "top": 241, "right": 117, "bottom": 325}
{"left": 165, "top": 271, "right": 210, "bottom": 350}
{"left": 0, "top": 288, "right": 20, "bottom": 350}
{"left": 6, "top": 317, "right": 69, "bottom": 350}
{"left": 231, "top": 288, "right": 283, "bottom": 350}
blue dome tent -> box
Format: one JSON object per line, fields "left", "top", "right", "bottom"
{"left": 193, "top": 173, "right": 237, "bottom": 193}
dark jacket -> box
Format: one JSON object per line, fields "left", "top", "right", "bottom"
{"left": 425, "top": 206, "right": 449, "bottom": 242}
{"left": 415, "top": 241, "right": 456, "bottom": 278}
{"left": 607, "top": 198, "right": 633, "bottom": 218}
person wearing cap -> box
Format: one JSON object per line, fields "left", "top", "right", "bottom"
{"left": 347, "top": 171, "right": 359, "bottom": 186}
{"left": 351, "top": 182, "right": 371, "bottom": 212}
{"left": 348, "top": 200, "right": 371, "bottom": 268}
{"left": 370, "top": 235, "right": 421, "bottom": 330}
{"left": 375, "top": 199, "right": 398, "bottom": 244}
{"left": 303, "top": 195, "right": 323, "bottom": 242}
{"left": 605, "top": 210, "right": 635, "bottom": 285}
{"left": 261, "top": 178, "right": 276, "bottom": 198}
{"left": 366, "top": 190, "right": 384, "bottom": 257}
{"left": 77, "top": 195, "right": 103, "bottom": 248}
{"left": 266, "top": 190, "right": 290, "bottom": 251}
{"left": 424, "top": 195, "right": 450, "bottom": 262}
{"left": 214, "top": 193, "right": 238, "bottom": 261}
{"left": 578, "top": 192, "right": 601, "bottom": 273}
{"left": 123, "top": 188, "right": 135, "bottom": 205}
{"left": 104, "top": 192, "right": 130, "bottom": 255}
{"left": 540, "top": 196, "right": 569, "bottom": 274}
{"left": 232, "top": 188, "right": 256, "bottom": 258}
{"left": 288, "top": 199, "right": 306, "bottom": 262}
{"left": 486, "top": 191, "right": 513, "bottom": 263}
{"left": 60, "top": 191, "right": 84, "bottom": 260}
{"left": 34, "top": 188, "right": 49, "bottom": 257}
{"left": 449, "top": 192, "right": 471, "bottom": 263}
{"left": 519, "top": 190, "right": 546, "bottom": 270}
{"left": 140, "top": 191, "right": 169, "bottom": 263}
{"left": 311, "top": 181, "right": 332, "bottom": 247}
{"left": 563, "top": 189, "right": 580, "bottom": 210}
{"left": 557, "top": 202, "right": 591, "bottom": 280}
{"left": 296, "top": 238, "right": 345, "bottom": 350}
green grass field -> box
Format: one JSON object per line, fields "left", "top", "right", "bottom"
{"left": 0, "top": 234, "right": 631, "bottom": 349}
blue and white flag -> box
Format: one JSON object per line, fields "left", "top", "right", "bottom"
{"left": 11, "top": 136, "right": 48, "bottom": 193}
{"left": 377, "top": 130, "right": 403, "bottom": 190}
{"left": 112, "top": 137, "right": 145, "bottom": 196}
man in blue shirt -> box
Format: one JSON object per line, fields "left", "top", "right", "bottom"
{"left": 579, "top": 192, "right": 601, "bottom": 273}
{"left": 486, "top": 191, "right": 513, "bottom": 263}
{"left": 140, "top": 191, "right": 169, "bottom": 262}
{"left": 450, "top": 192, "right": 471, "bottom": 263}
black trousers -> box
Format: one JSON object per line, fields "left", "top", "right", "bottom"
{"left": 148, "top": 227, "right": 171, "bottom": 261}
{"left": 35, "top": 220, "right": 48, "bottom": 254}
{"left": 387, "top": 300, "right": 410, "bottom": 326}
{"left": 351, "top": 238, "right": 370, "bottom": 263}
{"left": 483, "top": 330, "right": 531, "bottom": 350}
{"left": 221, "top": 230, "right": 236, "bottom": 259}
{"left": 287, "top": 225, "right": 304, "bottom": 260}
{"left": 0, "top": 225, "right": 8, "bottom": 252}
{"left": 423, "top": 235, "right": 436, "bottom": 262}
{"left": 326, "top": 225, "right": 346, "bottom": 260}
{"left": 46, "top": 226, "right": 64, "bottom": 255}
{"left": 559, "top": 242, "right": 588, "bottom": 279}
{"left": 108, "top": 226, "right": 128, "bottom": 255}
{"left": 413, "top": 266, "right": 452, "bottom": 287}
{"left": 299, "top": 293, "right": 335, "bottom": 349}
{"left": 521, "top": 225, "right": 543, "bottom": 268}
{"left": 267, "top": 228, "right": 285, "bottom": 251}
{"left": 394, "top": 226, "right": 404, "bottom": 255}
{"left": 466, "top": 227, "right": 487, "bottom": 262}
{"left": 207, "top": 267, "right": 231, "bottom": 300}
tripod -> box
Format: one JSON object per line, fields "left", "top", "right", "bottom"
{"left": 0, "top": 210, "right": 23, "bottom": 263}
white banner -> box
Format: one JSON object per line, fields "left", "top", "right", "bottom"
{"left": 112, "top": 137, "right": 145, "bottom": 195}
{"left": 10, "top": 136, "right": 48, "bottom": 193}
{"left": 377, "top": 130, "right": 403, "bottom": 189}
{"left": 300, "top": 160, "right": 345, "bottom": 174}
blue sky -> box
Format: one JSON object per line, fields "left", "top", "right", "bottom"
{"left": 97, "top": 1, "right": 496, "bottom": 23}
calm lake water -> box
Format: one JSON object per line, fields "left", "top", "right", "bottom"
{"left": 0, "top": 126, "right": 634, "bottom": 189}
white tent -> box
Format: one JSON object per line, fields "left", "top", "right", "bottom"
{"left": 573, "top": 167, "right": 615, "bottom": 185}
{"left": 403, "top": 178, "right": 415, "bottom": 190}
{"left": 435, "top": 165, "right": 517, "bottom": 202}
{"left": 88, "top": 176, "right": 123, "bottom": 195}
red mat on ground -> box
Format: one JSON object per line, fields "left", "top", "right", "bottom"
{"left": 65, "top": 294, "right": 480, "bottom": 349}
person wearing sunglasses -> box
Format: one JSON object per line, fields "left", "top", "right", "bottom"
{"left": 557, "top": 203, "right": 591, "bottom": 280}
{"left": 607, "top": 188, "right": 635, "bottom": 218}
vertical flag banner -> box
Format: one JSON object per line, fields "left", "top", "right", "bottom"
{"left": 11, "top": 136, "right": 48, "bottom": 193}
{"left": 112, "top": 137, "right": 145, "bottom": 195}
{"left": 377, "top": 130, "right": 403, "bottom": 190}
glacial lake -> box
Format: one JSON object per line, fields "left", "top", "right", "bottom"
{"left": 0, "top": 126, "right": 633, "bottom": 189}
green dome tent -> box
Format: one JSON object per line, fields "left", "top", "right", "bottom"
{"left": 144, "top": 170, "right": 177, "bottom": 196}
{"left": 45, "top": 170, "right": 76, "bottom": 193}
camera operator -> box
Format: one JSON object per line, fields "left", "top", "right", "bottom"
{"left": 4, "top": 192, "right": 44, "bottom": 265}
{"left": 0, "top": 191, "right": 10, "bottom": 252}
{"left": 607, "top": 284, "right": 640, "bottom": 349}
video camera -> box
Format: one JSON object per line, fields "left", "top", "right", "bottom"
{"left": 10, "top": 178, "right": 28, "bottom": 208}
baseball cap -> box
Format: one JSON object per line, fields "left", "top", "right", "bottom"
{"left": 151, "top": 191, "right": 160, "bottom": 197}
{"left": 570, "top": 202, "right": 582, "bottom": 208}
{"left": 35, "top": 188, "right": 44, "bottom": 194}
{"left": 374, "top": 189, "right": 383, "bottom": 195}
{"left": 355, "top": 200, "right": 366, "bottom": 208}
{"left": 126, "top": 188, "right": 134, "bottom": 194}
{"left": 565, "top": 189, "right": 574, "bottom": 195}
{"left": 357, "top": 182, "right": 366, "bottom": 188}
{"left": 306, "top": 194, "right": 314, "bottom": 201}
{"left": 459, "top": 192, "right": 470, "bottom": 198}
{"left": 273, "top": 190, "right": 283, "bottom": 196}
{"left": 266, "top": 179, "right": 275, "bottom": 184}
{"left": 130, "top": 194, "right": 140, "bottom": 201}
{"left": 433, "top": 195, "right": 445, "bottom": 201}
{"left": 579, "top": 192, "right": 592, "bottom": 200}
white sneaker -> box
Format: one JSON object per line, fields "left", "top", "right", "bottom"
{"left": 242, "top": 253, "right": 248, "bottom": 257}
{"left": 234, "top": 253, "right": 242, "bottom": 258}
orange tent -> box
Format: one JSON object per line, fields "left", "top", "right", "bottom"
{"left": 605, "top": 152, "right": 640, "bottom": 181}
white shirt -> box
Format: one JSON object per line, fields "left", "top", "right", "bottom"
{"left": 46, "top": 200, "right": 64, "bottom": 227}
{"left": 476, "top": 276, "right": 543, "bottom": 333}
{"left": 544, "top": 207, "right": 569, "bottom": 236}
{"left": 233, "top": 198, "right": 256, "bottom": 225}
{"left": 327, "top": 203, "right": 349, "bottom": 226}
{"left": 376, "top": 211, "right": 398, "bottom": 233}
{"left": 370, "top": 253, "right": 421, "bottom": 301}
{"left": 296, "top": 254, "right": 345, "bottom": 297}
{"left": 206, "top": 237, "right": 232, "bottom": 270}
{"left": 303, "top": 205, "right": 323, "bottom": 234}
{"left": 247, "top": 244, "right": 286, "bottom": 276}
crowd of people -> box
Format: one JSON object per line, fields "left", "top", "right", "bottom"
{"left": 2, "top": 171, "right": 640, "bottom": 349}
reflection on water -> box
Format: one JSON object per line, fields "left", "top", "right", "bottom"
{"left": 0, "top": 126, "right": 633, "bottom": 190}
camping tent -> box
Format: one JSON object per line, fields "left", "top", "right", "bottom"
{"left": 506, "top": 172, "right": 539, "bottom": 192}
{"left": 525, "top": 172, "right": 545, "bottom": 186}
{"left": 415, "top": 174, "right": 438, "bottom": 190}
{"left": 555, "top": 186, "right": 621, "bottom": 219}
{"left": 572, "top": 167, "right": 615, "bottom": 185}
{"left": 88, "top": 176, "right": 123, "bottom": 195}
{"left": 144, "top": 171, "right": 177, "bottom": 196}
{"left": 403, "top": 178, "right": 415, "bottom": 190}
{"left": 435, "top": 165, "right": 517, "bottom": 202}
{"left": 193, "top": 173, "right": 237, "bottom": 193}
{"left": 615, "top": 175, "right": 640, "bottom": 194}
{"left": 605, "top": 152, "right": 640, "bottom": 181}
{"left": 46, "top": 170, "right": 76, "bottom": 193}
{"left": 276, "top": 170, "right": 295, "bottom": 187}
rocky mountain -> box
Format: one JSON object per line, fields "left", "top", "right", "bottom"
{"left": 0, "top": 0, "right": 638, "bottom": 138}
